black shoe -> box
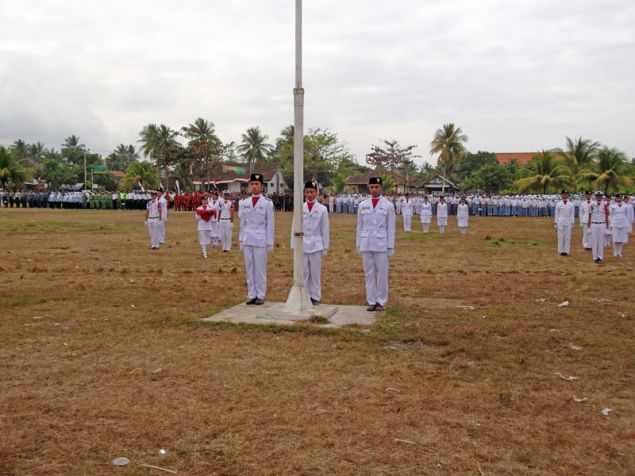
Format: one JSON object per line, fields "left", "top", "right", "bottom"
{"left": 254, "top": 298, "right": 265, "bottom": 305}
{"left": 311, "top": 299, "right": 320, "bottom": 306}
{"left": 366, "top": 304, "right": 377, "bottom": 311}
{"left": 375, "top": 304, "right": 385, "bottom": 311}
{"left": 246, "top": 298, "right": 257, "bottom": 305}
{"left": 560, "top": 252, "right": 566, "bottom": 256}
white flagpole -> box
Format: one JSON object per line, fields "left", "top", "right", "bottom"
{"left": 285, "top": 0, "right": 312, "bottom": 313}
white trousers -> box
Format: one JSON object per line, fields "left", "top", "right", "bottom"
{"left": 403, "top": 214, "right": 412, "bottom": 232}
{"left": 304, "top": 251, "right": 323, "bottom": 301}
{"left": 361, "top": 251, "right": 389, "bottom": 306}
{"left": 459, "top": 226, "right": 467, "bottom": 235}
{"left": 159, "top": 218, "right": 166, "bottom": 243}
{"left": 148, "top": 219, "right": 161, "bottom": 248}
{"left": 591, "top": 224, "right": 605, "bottom": 261}
{"left": 557, "top": 224, "right": 572, "bottom": 254}
{"left": 243, "top": 245, "right": 267, "bottom": 299}
{"left": 582, "top": 225, "right": 592, "bottom": 249}
{"left": 421, "top": 222, "right": 430, "bottom": 233}
{"left": 220, "top": 220, "right": 233, "bottom": 251}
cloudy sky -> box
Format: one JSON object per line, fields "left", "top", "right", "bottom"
{"left": 1, "top": 0, "right": 634, "bottom": 165}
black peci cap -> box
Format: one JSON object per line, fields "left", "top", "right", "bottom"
{"left": 561, "top": 189, "right": 568, "bottom": 194}
{"left": 250, "top": 173, "right": 264, "bottom": 183}
{"left": 304, "top": 181, "right": 317, "bottom": 190}
{"left": 368, "top": 176, "right": 383, "bottom": 185}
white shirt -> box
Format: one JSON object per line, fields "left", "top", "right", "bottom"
{"left": 356, "top": 195, "right": 396, "bottom": 252}
{"left": 555, "top": 200, "right": 575, "bottom": 226}
{"left": 291, "top": 200, "right": 329, "bottom": 253}
{"left": 239, "top": 195, "right": 275, "bottom": 247}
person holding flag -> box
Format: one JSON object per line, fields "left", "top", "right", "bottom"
{"left": 195, "top": 197, "right": 216, "bottom": 259}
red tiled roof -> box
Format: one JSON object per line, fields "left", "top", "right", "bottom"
{"left": 204, "top": 162, "right": 280, "bottom": 182}
{"left": 495, "top": 153, "right": 537, "bottom": 165}
{"left": 111, "top": 171, "right": 125, "bottom": 178}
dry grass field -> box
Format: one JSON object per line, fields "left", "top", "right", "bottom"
{"left": 0, "top": 208, "right": 633, "bottom": 475}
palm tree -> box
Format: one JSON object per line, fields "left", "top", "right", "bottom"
{"left": 237, "top": 126, "right": 273, "bottom": 174}
{"left": 106, "top": 144, "right": 139, "bottom": 171}
{"left": 557, "top": 137, "right": 600, "bottom": 191}
{"left": 181, "top": 118, "right": 222, "bottom": 179}
{"left": 11, "top": 139, "right": 28, "bottom": 160}
{"left": 591, "top": 147, "right": 632, "bottom": 194}
{"left": 123, "top": 161, "right": 159, "bottom": 190}
{"left": 430, "top": 123, "right": 468, "bottom": 192}
{"left": 63, "top": 135, "right": 84, "bottom": 150}
{"left": 515, "top": 150, "right": 569, "bottom": 194}
{"left": 0, "top": 146, "right": 31, "bottom": 188}
{"left": 138, "top": 124, "right": 180, "bottom": 185}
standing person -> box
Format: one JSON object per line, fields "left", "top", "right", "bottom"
{"left": 610, "top": 194, "right": 628, "bottom": 258}
{"left": 604, "top": 195, "right": 612, "bottom": 248}
{"left": 588, "top": 192, "right": 609, "bottom": 263}
{"left": 457, "top": 196, "right": 469, "bottom": 235}
{"left": 158, "top": 190, "right": 168, "bottom": 245}
{"left": 555, "top": 190, "right": 575, "bottom": 256}
{"left": 239, "top": 173, "right": 274, "bottom": 305}
{"left": 328, "top": 194, "right": 335, "bottom": 213}
{"left": 208, "top": 191, "right": 222, "bottom": 248}
{"left": 356, "top": 177, "right": 395, "bottom": 312}
{"left": 420, "top": 195, "right": 432, "bottom": 233}
{"left": 219, "top": 191, "right": 235, "bottom": 252}
{"left": 402, "top": 193, "right": 414, "bottom": 233}
{"left": 579, "top": 191, "right": 593, "bottom": 251}
{"left": 195, "top": 197, "right": 215, "bottom": 259}
{"left": 291, "top": 181, "right": 330, "bottom": 305}
{"left": 436, "top": 196, "right": 448, "bottom": 234}
{"left": 624, "top": 195, "right": 634, "bottom": 242}
{"left": 145, "top": 190, "right": 163, "bottom": 250}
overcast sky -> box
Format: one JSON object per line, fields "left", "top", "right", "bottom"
{"left": 1, "top": 0, "right": 634, "bottom": 165}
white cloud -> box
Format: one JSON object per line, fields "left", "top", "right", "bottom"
{"left": 0, "top": 0, "right": 633, "bottom": 164}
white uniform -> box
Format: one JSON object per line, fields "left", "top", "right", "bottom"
{"left": 195, "top": 205, "right": 214, "bottom": 257}
{"left": 158, "top": 195, "right": 168, "bottom": 244}
{"left": 402, "top": 198, "right": 414, "bottom": 232}
{"left": 589, "top": 201, "right": 607, "bottom": 261}
{"left": 457, "top": 203, "right": 469, "bottom": 234}
{"left": 356, "top": 195, "right": 396, "bottom": 307}
{"left": 208, "top": 198, "right": 221, "bottom": 246}
{"left": 420, "top": 201, "right": 432, "bottom": 233}
{"left": 610, "top": 202, "right": 628, "bottom": 257}
{"left": 579, "top": 199, "right": 592, "bottom": 249}
{"left": 554, "top": 199, "right": 575, "bottom": 254}
{"left": 146, "top": 198, "right": 162, "bottom": 249}
{"left": 219, "top": 198, "right": 234, "bottom": 251}
{"left": 239, "top": 195, "right": 275, "bottom": 300}
{"left": 437, "top": 201, "right": 448, "bottom": 233}
{"left": 291, "top": 200, "right": 329, "bottom": 302}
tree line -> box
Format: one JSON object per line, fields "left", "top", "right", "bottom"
{"left": 1, "top": 120, "right": 633, "bottom": 194}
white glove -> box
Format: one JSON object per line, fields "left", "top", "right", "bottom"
{"left": 356, "top": 247, "right": 361, "bottom": 255}
{"left": 267, "top": 245, "right": 273, "bottom": 253}
{"left": 388, "top": 248, "right": 394, "bottom": 257}
{"left": 322, "top": 249, "right": 328, "bottom": 256}
{"left": 144, "top": 220, "right": 148, "bottom": 227}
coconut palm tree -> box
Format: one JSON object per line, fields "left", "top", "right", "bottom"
{"left": 11, "top": 139, "right": 28, "bottom": 160}
{"left": 515, "top": 150, "right": 569, "bottom": 194}
{"left": 181, "top": 118, "right": 222, "bottom": 179}
{"left": 557, "top": 137, "right": 600, "bottom": 191}
{"left": 429, "top": 123, "right": 468, "bottom": 192}
{"left": 106, "top": 144, "right": 139, "bottom": 171}
{"left": 237, "top": 126, "right": 273, "bottom": 174}
{"left": 0, "top": 146, "right": 31, "bottom": 188}
{"left": 138, "top": 124, "right": 180, "bottom": 187}
{"left": 591, "top": 147, "right": 632, "bottom": 194}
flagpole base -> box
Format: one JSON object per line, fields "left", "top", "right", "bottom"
{"left": 284, "top": 285, "right": 313, "bottom": 314}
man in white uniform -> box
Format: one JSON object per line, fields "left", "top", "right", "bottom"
{"left": 588, "top": 192, "right": 609, "bottom": 263}
{"left": 401, "top": 193, "right": 414, "bottom": 232}
{"left": 195, "top": 197, "right": 215, "bottom": 258}
{"left": 144, "top": 190, "right": 163, "bottom": 250}
{"left": 457, "top": 196, "right": 469, "bottom": 235}
{"left": 158, "top": 190, "right": 168, "bottom": 244}
{"left": 208, "top": 191, "right": 221, "bottom": 248}
{"left": 579, "top": 191, "right": 593, "bottom": 250}
{"left": 610, "top": 194, "right": 628, "bottom": 258}
{"left": 239, "top": 173, "right": 275, "bottom": 305}
{"left": 356, "top": 176, "right": 395, "bottom": 312}
{"left": 291, "top": 181, "right": 330, "bottom": 305}
{"left": 219, "top": 191, "right": 235, "bottom": 252}
{"left": 555, "top": 190, "right": 575, "bottom": 256}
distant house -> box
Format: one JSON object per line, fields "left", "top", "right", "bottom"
{"left": 420, "top": 175, "right": 461, "bottom": 195}
{"left": 346, "top": 170, "right": 417, "bottom": 194}
{"left": 495, "top": 152, "right": 538, "bottom": 166}
{"left": 195, "top": 162, "right": 288, "bottom": 194}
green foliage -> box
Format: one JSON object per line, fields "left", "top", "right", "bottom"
{"left": 430, "top": 123, "right": 468, "bottom": 179}
{"left": 515, "top": 150, "right": 569, "bottom": 194}
{"left": 123, "top": 161, "right": 159, "bottom": 190}
{"left": 237, "top": 126, "right": 273, "bottom": 175}
{"left": 106, "top": 144, "right": 139, "bottom": 171}
{"left": 181, "top": 118, "right": 223, "bottom": 180}
{"left": 463, "top": 162, "right": 511, "bottom": 193}
{"left": 0, "top": 146, "right": 32, "bottom": 188}
{"left": 591, "top": 147, "right": 632, "bottom": 194}
{"left": 453, "top": 151, "right": 497, "bottom": 178}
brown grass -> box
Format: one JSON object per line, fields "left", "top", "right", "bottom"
{"left": 0, "top": 208, "right": 633, "bottom": 475}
